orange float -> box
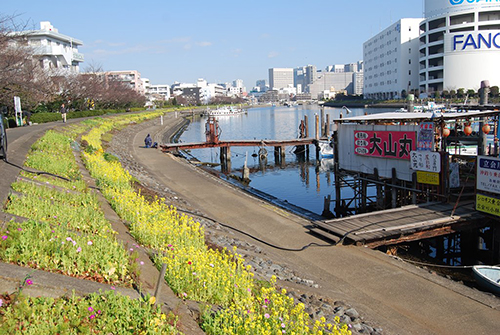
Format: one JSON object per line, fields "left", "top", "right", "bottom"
{"left": 482, "top": 124, "right": 491, "bottom": 134}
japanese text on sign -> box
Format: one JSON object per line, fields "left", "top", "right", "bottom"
{"left": 416, "top": 171, "right": 440, "bottom": 185}
{"left": 417, "top": 122, "right": 434, "bottom": 151}
{"left": 410, "top": 151, "right": 441, "bottom": 172}
{"left": 354, "top": 131, "right": 416, "bottom": 160}
{"left": 476, "top": 193, "right": 500, "bottom": 217}
{"left": 477, "top": 156, "right": 500, "bottom": 195}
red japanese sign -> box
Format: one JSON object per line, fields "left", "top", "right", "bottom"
{"left": 354, "top": 131, "right": 417, "bottom": 160}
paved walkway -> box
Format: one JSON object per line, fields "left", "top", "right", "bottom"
{"left": 131, "top": 113, "right": 500, "bottom": 335}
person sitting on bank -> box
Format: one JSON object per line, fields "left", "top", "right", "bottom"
{"left": 144, "top": 134, "right": 152, "bottom": 148}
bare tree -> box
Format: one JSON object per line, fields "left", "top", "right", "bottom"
{"left": 0, "top": 14, "right": 53, "bottom": 113}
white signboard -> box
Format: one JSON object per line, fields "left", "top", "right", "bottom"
{"left": 477, "top": 156, "right": 500, "bottom": 194}
{"left": 410, "top": 151, "right": 441, "bottom": 173}
{"left": 14, "top": 96, "right": 22, "bottom": 127}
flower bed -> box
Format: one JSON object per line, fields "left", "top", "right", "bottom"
{"left": 1, "top": 123, "right": 136, "bottom": 286}
{"left": 80, "top": 114, "right": 351, "bottom": 334}
{"left": 0, "top": 290, "right": 179, "bottom": 334}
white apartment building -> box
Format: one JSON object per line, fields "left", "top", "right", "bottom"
{"left": 419, "top": 0, "right": 500, "bottom": 95}
{"left": 149, "top": 84, "right": 171, "bottom": 100}
{"left": 24, "top": 21, "right": 84, "bottom": 74}
{"left": 269, "top": 68, "right": 294, "bottom": 90}
{"left": 363, "top": 18, "right": 423, "bottom": 99}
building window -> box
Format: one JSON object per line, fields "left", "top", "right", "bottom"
{"left": 409, "top": 59, "right": 411, "bottom": 64}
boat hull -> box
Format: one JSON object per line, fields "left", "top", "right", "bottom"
{"left": 472, "top": 265, "right": 500, "bottom": 296}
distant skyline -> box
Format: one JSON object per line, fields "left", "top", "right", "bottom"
{"left": 3, "top": 0, "right": 425, "bottom": 88}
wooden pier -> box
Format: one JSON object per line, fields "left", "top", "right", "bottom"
{"left": 310, "top": 201, "right": 487, "bottom": 248}
{"left": 160, "top": 138, "right": 315, "bottom": 151}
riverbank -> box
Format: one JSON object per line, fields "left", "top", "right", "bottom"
{"left": 107, "top": 113, "right": 382, "bottom": 334}
{"left": 109, "top": 111, "right": 500, "bottom": 335}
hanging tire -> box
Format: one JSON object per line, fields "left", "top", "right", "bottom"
{"left": 258, "top": 147, "right": 267, "bottom": 160}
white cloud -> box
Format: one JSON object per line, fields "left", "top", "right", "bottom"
{"left": 268, "top": 51, "right": 279, "bottom": 58}
{"left": 197, "top": 41, "right": 212, "bottom": 47}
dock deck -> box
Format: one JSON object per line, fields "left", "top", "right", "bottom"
{"left": 160, "top": 138, "right": 316, "bottom": 151}
{"left": 311, "top": 201, "right": 486, "bottom": 248}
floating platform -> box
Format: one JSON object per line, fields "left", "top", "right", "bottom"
{"left": 311, "top": 201, "right": 487, "bottom": 248}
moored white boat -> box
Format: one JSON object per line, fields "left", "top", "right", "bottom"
{"left": 207, "top": 106, "right": 245, "bottom": 116}
{"left": 317, "top": 140, "right": 334, "bottom": 159}
{"left": 472, "top": 265, "right": 500, "bottom": 296}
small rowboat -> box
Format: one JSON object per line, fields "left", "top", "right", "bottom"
{"left": 472, "top": 265, "right": 500, "bottom": 296}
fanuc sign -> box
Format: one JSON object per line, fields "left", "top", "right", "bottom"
{"left": 426, "top": 0, "right": 500, "bottom": 17}
{"left": 449, "top": 0, "right": 500, "bottom": 5}
{"left": 445, "top": 31, "right": 500, "bottom": 53}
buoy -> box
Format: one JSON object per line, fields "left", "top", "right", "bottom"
{"left": 482, "top": 124, "right": 491, "bottom": 134}
{"left": 464, "top": 124, "right": 472, "bottom": 136}
{"left": 442, "top": 127, "right": 450, "bottom": 137}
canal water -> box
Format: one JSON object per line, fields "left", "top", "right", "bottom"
{"left": 178, "top": 105, "right": 394, "bottom": 216}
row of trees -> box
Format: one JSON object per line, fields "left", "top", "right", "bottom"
{"left": 401, "top": 87, "right": 500, "bottom": 100}
{"left": 0, "top": 14, "right": 145, "bottom": 116}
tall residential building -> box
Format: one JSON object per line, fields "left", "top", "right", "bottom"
{"left": 363, "top": 18, "right": 423, "bottom": 99}
{"left": 256, "top": 80, "right": 268, "bottom": 92}
{"left": 269, "top": 68, "right": 294, "bottom": 90}
{"left": 24, "top": 21, "right": 84, "bottom": 74}
{"left": 106, "top": 70, "right": 145, "bottom": 95}
{"left": 419, "top": 0, "right": 500, "bottom": 95}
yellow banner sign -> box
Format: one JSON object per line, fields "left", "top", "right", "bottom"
{"left": 476, "top": 194, "right": 500, "bottom": 217}
{"left": 417, "top": 171, "right": 440, "bottom": 185}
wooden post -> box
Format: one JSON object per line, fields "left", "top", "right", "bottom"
{"left": 374, "top": 168, "right": 383, "bottom": 209}
{"left": 325, "top": 114, "right": 330, "bottom": 137}
{"left": 305, "top": 115, "right": 310, "bottom": 159}
{"left": 304, "top": 115, "right": 309, "bottom": 137}
{"left": 334, "top": 130, "right": 341, "bottom": 217}
{"left": 320, "top": 106, "right": 325, "bottom": 137}
{"left": 322, "top": 194, "right": 333, "bottom": 218}
{"left": 274, "top": 146, "right": 281, "bottom": 166}
{"left": 315, "top": 114, "right": 320, "bottom": 140}
{"left": 220, "top": 147, "right": 232, "bottom": 173}
{"left": 361, "top": 174, "right": 367, "bottom": 213}
{"left": 391, "top": 168, "right": 397, "bottom": 208}
{"left": 412, "top": 172, "right": 417, "bottom": 204}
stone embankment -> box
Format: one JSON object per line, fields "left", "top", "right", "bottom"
{"left": 107, "top": 116, "right": 383, "bottom": 334}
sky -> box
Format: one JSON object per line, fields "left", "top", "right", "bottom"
{"left": 3, "top": 0, "right": 425, "bottom": 88}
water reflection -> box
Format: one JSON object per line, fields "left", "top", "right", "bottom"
{"left": 178, "top": 105, "right": 392, "bottom": 215}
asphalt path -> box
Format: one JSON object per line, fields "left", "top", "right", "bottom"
{"left": 132, "top": 113, "right": 500, "bottom": 335}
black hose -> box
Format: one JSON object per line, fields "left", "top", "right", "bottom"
{"left": 177, "top": 208, "right": 335, "bottom": 252}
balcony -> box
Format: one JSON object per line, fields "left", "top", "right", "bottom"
{"left": 72, "top": 52, "right": 84, "bottom": 62}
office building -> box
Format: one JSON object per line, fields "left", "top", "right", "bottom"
{"left": 363, "top": 18, "right": 423, "bottom": 99}
{"left": 269, "top": 68, "right": 294, "bottom": 90}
